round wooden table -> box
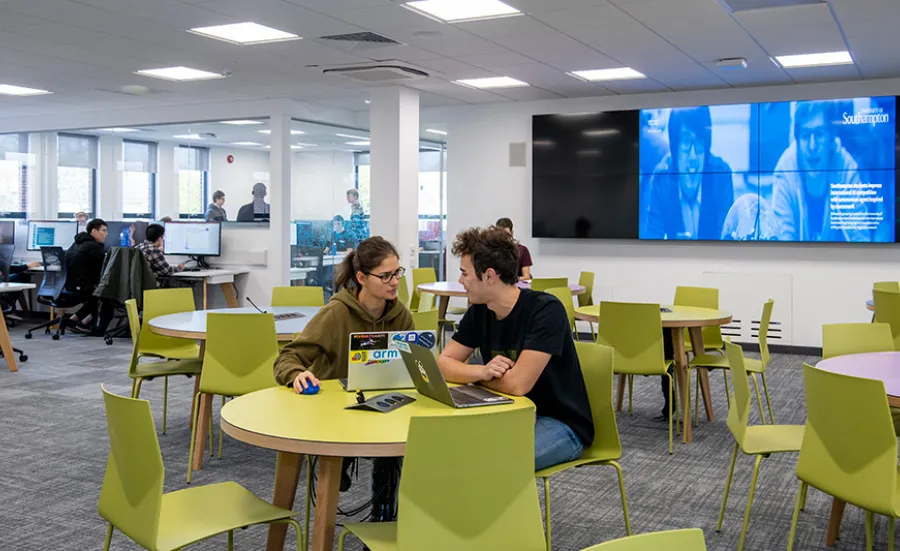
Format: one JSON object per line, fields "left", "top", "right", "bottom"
{"left": 148, "top": 306, "right": 320, "bottom": 474}
{"left": 575, "top": 304, "right": 733, "bottom": 443}
{"left": 816, "top": 351, "right": 900, "bottom": 545}
{"left": 221, "top": 382, "right": 533, "bottom": 551}
{"left": 418, "top": 281, "right": 586, "bottom": 320}
{"left": 0, "top": 282, "right": 36, "bottom": 372}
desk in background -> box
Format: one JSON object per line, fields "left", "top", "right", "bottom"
{"left": 0, "top": 282, "right": 36, "bottom": 372}
{"left": 171, "top": 268, "right": 250, "bottom": 309}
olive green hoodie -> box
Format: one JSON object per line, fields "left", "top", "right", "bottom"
{"left": 273, "top": 288, "right": 414, "bottom": 385}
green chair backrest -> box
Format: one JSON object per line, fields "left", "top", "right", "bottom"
{"left": 139, "top": 288, "right": 196, "bottom": 355}
{"left": 873, "top": 289, "right": 900, "bottom": 349}
{"left": 595, "top": 302, "right": 667, "bottom": 376}
{"left": 580, "top": 529, "right": 707, "bottom": 551}
{"left": 397, "top": 408, "right": 545, "bottom": 551}
{"left": 531, "top": 278, "right": 568, "bottom": 293}
{"left": 418, "top": 292, "right": 436, "bottom": 313}
{"left": 874, "top": 281, "right": 900, "bottom": 293}
{"left": 397, "top": 275, "right": 410, "bottom": 306}
{"left": 578, "top": 271, "right": 595, "bottom": 308}
{"left": 200, "top": 313, "right": 279, "bottom": 396}
{"left": 546, "top": 287, "right": 576, "bottom": 332}
{"left": 674, "top": 286, "right": 723, "bottom": 350}
{"left": 411, "top": 309, "right": 439, "bottom": 333}
{"left": 575, "top": 342, "right": 622, "bottom": 461}
{"left": 757, "top": 299, "right": 774, "bottom": 368}
{"left": 98, "top": 386, "right": 163, "bottom": 550}
{"left": 271, "top": 286, "right": 324, "bottom": 307}
{"left": 798, "top": 364, "right": 898, "bottom": 515}
{"left": 410, "top": 267, "right": 436, "bottom": 312}
{"left": 724, "top": 340, "right": 752, "bottom": 444}
{"left": 822, "top": 322, "right": 894, "bottom": 359}
{"left": 125, "top": 299, "right": 142, "bottom": 377}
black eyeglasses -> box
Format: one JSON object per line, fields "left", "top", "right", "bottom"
{"left": 366, "top": 267, "right": 406, "bottom": 283}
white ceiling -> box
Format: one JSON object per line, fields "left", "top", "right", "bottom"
{"left": 0, "top": 0, "right": 896, "bottom": 119}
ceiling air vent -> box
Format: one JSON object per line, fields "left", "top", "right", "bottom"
{"left": 320, "top": 32, "right": 402, "bottom": 45}
{"left": 322, "top": 65, "right": 429, "bottom": 83}
{"left": 719, "top": 0, "right": 823, "bottom": 12}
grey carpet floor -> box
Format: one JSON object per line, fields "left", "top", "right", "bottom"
{"left": 0, "top": 323, "right": 888, "bottom": 550}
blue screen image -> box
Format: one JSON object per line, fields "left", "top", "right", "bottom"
{"left": 638, "top": 96, "right": 896, "bottom": 243}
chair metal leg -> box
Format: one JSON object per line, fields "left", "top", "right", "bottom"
{"left": 786, "top": 482, "right": 806, "bottom": 551}
{"left": 800, "top": 482, "right": 808, "bottom": 511}
{"left": 610, "top": 461, "right": 632, "bottom": 536}
{"left": 130, "top": 378, "right": 137, "bottom": 398}
{"left": 750, "top": 373, "right": 766, "bottom": 424}
{"left": 208, "top": 403, "right": 214, "bottom": 457}
{"left": 133, "top": 378, "right": 143, "bottom": 399}
{"left": 187, "top": 391, "right": 201, "bottom": 484}
{"left": 228, "top": 530, "right": 234, "bottom": 551}
{"left": 737, "top": 455, "right": 764, "bottom": 551}
{"left": 270, "top": 519, "right": 306, "bottom": 551}
{"left": 627, "top": 375, "right": 633, "bottom": 414}
{"left": 760, "top": 373, "right": 775, "bottom": 424}
{"left": 693, "top": 368, "right": 701, "bottom": 428}
{"left": 865, "top": 510, "right": 875, "bottom": 551}
{"left": 717, "top": 442, "right": 740, "bottom": 532}
{"left": 890, "top": 516, "right": 896, "bottom": 551}
{"left": 667, "top": 373, "right": 674, "bottom": 454}
{"left": 162, "top": 377, "right": 168, "bottom": 435}
{"left": 337, "top": 528, "right": 351, "bottom": 551}
{"left": 305, "top": 457, "right": 313, "bottom": 551}
{"left": 218, "top": 395, "right": 226, "bottom": 459}
{"left": 543, "top": 476, "right": 552, "bottom": 551}
{"left": 723, "top": 370, "right": 731, "bottom": 408}
{"left": 103, "top": 523, "right": 113, "bottom": 551}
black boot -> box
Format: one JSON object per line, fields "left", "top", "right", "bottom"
{"left": 341, "top": 457, "right": 356, "bottom": 492}
{"left": 370, "top": 457, "right": 401, "bottom": 522}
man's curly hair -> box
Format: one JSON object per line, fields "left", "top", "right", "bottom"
{"left": 451, "top": 226, "right": 519, "bottom": 285}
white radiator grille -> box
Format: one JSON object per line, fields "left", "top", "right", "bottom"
{"left": 701, "top": 272, "right": 793, "bottom": 344}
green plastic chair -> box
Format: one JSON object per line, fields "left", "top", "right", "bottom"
{"left": 873, "top": 289, "right": 900, "bottom": 350}
{"left": 139, "top": 288, "right": 201, "bottom": 360}
{"left": 98, "top": 386, "right": 304, "bottom": 551}
{"left": 409, "top": 267, "right": 436, "bottom": 313}
{"left": 787, "top": 365, "right": 900, "bottom": 551}
{"left": 125, "top": 299, "right": 202, "bottom": 435}
{"left": 531, "top": 278, "right": 568, "bottom": 293}
{"left": 187, "top": 313, "right": 279, "bottom": 484}
{"left": 578, "top": 271, "right": 596, "bottom": 339}
{"left": 823, "top": 322, "right": 894, "bottom": 359}
{"left": 579, "top": 529, "right": 706, "bottom": 550}
{"left": 397, "top": 275, "right": 410, "bottom": 306}
{"left": 716, "top": 341, "right": 804, "bottom": 551}
{"left": 411, "top": 309, "right": 438, "bottom": 333}
{"left": 595, "top": 301, "right": 676, "bottom": 454}
{"left": 337, "top": 407, "right": 546, "bottom": 551}
{"left": 271, "top": 286, "right": 325, "bottom": 307}
{"left": 546, "top": 287, "right": 577, "bottom": 339}
{"left": 874, "top": 281, "right": 900, "bottom": 293}
{"left": 689, "top": 300, "right": 775, "bottom": 425}
{"left": 537, "top": 342, "right": 631, "bottom": 550}
{"left": 418, "top": 292, "right": 436, "bottom": 313}
{"left": 674, "top": 286, "right": 724, "bottom": 352}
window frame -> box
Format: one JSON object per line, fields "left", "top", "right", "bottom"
{"left": 0, "top": 133, "right": 29, "bottom": 219}
{"left": 176, "top": 145, "right": 209, "bottom": 219}
{"left": 122, "top": 139, "right": 157, "bottom": 220}
{"left": 57, "top": 133, "right": 98, "bottom": 219}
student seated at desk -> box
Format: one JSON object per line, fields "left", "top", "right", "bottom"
{"left": 324, "top": 215, "right": 354, "bottom": 254}
{"left": 66, "top": 218, "right": 115, "bottom": 336}
{"left": 137, "top": 223, "right": 185, "bottom": 279}
{"left": 438, "top": 226, "right": 594, "bottom": 471}
{"left": 274, "top": 236, "right": 413, "bottom": 523}
{"left": 495, "top": 217, "right": 533, "bottom": 281}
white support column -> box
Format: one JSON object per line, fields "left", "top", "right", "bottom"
{"left": 157, "top": 144, "right": 177, "bottom": 219}
{"left": 268, "top": 113, "right": 291, "bottom": 288}
{"left": 369, "top": 86, "right": 420, "bottom": 270}
{"left": 98, "top": 136, "right": 122, "bottom": 220}
{"left": 35, "top": 133, "right": 58, "bottom": 220}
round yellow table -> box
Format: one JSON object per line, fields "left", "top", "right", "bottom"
{"left": 221, "top": 382, "right": 533, "bottom": 551}
{"left": 418, "top": 281, "right": 585, "bottom": 320}
{"left": 575, "top": 304, "right": 733, "bottom": 443}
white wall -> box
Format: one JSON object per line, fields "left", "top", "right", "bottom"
{"left": 291, "top": 150, "right": 356, "bottom": 221}
{"left": 425, "top": 77, "right": 900, "bottom": 348}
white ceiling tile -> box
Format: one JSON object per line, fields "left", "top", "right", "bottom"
{"left": 734, "top": 4, "right": 848, "bottom": 56}
{"left": 490, "top": 86, "right": 564, "bottom": 101}
{"left": 509, "top": 0, "right": 615, "bottom": 13}
{"left": 785, "top": 63, "right": 861, "bottom": 83}
{"left": 134, "top": 4, "right": 238, "bottom": 28}
{"left": 196, "top": 0, "right": 361, "bottom": 38}
{"left": 412, "top": 57, "right": 478, "bottom": 75}
{"left": 0, "top": 9, "right": 50, "bottom": 30}
{"left": 454, "top": 15, "right": 550, "bottom": 37}
{"left": 74, "top": 0, "right": 184, "bottom": 14}
{"left": 453, "top": 51, "right": 535, "bottom": 69}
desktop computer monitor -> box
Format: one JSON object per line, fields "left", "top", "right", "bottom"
{"left": 26, "top": 220, "right": 77, "bottom": 251}
{"left": 164, "top": 221, "right": 222, "bottom": 258}
{"left": 104, "top": 221, "right": 148, "bottom": 251}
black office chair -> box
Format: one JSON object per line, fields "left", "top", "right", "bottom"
{"left": 0, "top": 244, "right": 27, "bottom": 362}
{"left": 24, "top": 246, "right": 85, "bottom": 341}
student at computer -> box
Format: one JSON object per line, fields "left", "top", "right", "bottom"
{"left": 438, "top": 226, "right": 594, "bottom": 470}
{"left": 324, "top": 215, "right": 353, "bottom": 254}
{"left": 66, "top": 218, "right": 114, "bottom": 335}
{"left": 274, "top": 236, "right": 413, "bottom": 522}
{"left": 137, "top": 223, "right": 185, "bottom": 279}
{"left": 495, "top": 217, "right": 533, "bottom": 281}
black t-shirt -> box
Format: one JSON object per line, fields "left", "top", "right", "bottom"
{"left": 452, "top": 289, "right": 594, "bottom": 447}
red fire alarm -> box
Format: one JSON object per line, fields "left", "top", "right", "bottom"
{"left": 227, "top": 155, "right": 234, "bottom": 164}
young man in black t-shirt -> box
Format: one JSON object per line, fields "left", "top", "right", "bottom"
{"left": 438, "top": 227, "right": 594, "bottom": 470}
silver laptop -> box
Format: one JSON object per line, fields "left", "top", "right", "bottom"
{"left": 400, "top": 343, "right": 514, "bottom": 408}
{"left": 340, "top": 330, "right": 439, "bottom": 391}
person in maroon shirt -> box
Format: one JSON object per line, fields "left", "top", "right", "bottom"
{"left": 495, "top": 218, "right": 532, "bottom": 280}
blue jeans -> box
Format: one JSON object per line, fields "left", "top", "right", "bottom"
{"left": 534, "top": 416, "right": 584, "bottom": 471}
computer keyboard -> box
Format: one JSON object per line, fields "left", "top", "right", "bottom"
{"left": 449, "top": 387, "right": 487, "bottom": 406}
{"left": 273, "top": 312, "right": 305, "bottom": 321}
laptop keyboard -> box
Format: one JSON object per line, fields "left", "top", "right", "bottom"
{"left": 449, "top": 387, "right": 487, "bottom": 406}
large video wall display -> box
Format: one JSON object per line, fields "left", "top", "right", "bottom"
{"left": 532, "top": 96, "right": 898, "bottom": 243}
